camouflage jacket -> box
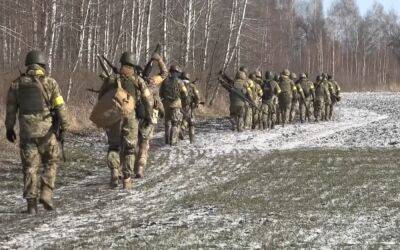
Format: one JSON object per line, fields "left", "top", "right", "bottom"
{"left": 298, "top": 78, "right": 315, "bottom": 98}
{"left": 159, "top": 73, "right": 188, "bottom": 109}
{"left": 5, "top": 65, "right": 68, "bottom": 139}
{"left": 230, "top": 72, "right": 250, "bottom": 107}
{"left": 262, "top": 79, "right": 281, "bottom": 103}
{"left": 279, "top": 76, "right": 295, "bottom": 96}
{"left": 99, "top": 66, "right": 153, "bottom": 120}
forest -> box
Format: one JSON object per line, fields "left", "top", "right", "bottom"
{"left": 1, "top": 0, "right": 400, "bottom": 107}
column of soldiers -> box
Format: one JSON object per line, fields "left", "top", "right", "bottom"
{"left": 4, "top": 51, "right": 339, "bottom": 215}
{"left": 228, "top": 68, "right": 341, "bottom": 131}
{"left": 5, "top": 50, "right": 201, "bottom": 214}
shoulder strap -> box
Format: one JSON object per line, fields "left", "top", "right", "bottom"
{"left": 33, "top": 76, "right": 52, "bottom": 109}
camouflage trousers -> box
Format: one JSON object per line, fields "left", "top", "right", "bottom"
{"left": 314, "top": 99, "right": 325, "bottom": 122}
{"left": 329, "top": 99, "right": 337, "bottom": 120}
{"left": 252, "top": 104, "right": 262, "bottom": 130}
{"left": 135, "top": 120, "right": 154, "bottom": 175}
{"left": 244, "top": 104, "right": 253, "bottom": 130}
{"left": 261, "top": 99, "right": 277, "bottom": 130}
{"left": 279, "top": 93, "right": 292, "bottom": 126}
{"left": 182, "top": 107, "right": 196, "bottom": 143}
{"left": 324, "top": 101, "right": 332, "bottom": 121}
{"left": 164, "top": 107, "right": 183, "bottom": 146}
{"left": 230, "top": 105, "right": 245, "bottom": 132}
{"left": 20, "top": 133, "right": 60, "bottom": 200}
{"left": 299, "top": 97, "right": 313, "bottom": 123}
{"left": 289, "top": 99, "right": 299, "bottom": 123}
{"left": 106, "top": 114, "right": 138, "bottom": 180}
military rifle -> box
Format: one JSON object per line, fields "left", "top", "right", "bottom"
{"left": 142, "top": 43, "right": 161, "bottom": 79}
{"left": 101, "top": 56, "right": 119, "bottom": 75}
{"left": 52, "top": 111, "right": 66, "bottom": 162}
{"left": 97, "top": 55, "right": 111, "bottom": 78}
{"left": 218, "top": 72, "right": 266, "bottom": 115}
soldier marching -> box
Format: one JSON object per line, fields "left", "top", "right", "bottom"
{"left": 5, "top": 49, "right": 341, "bottom": 214}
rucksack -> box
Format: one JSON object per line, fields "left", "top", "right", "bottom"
{"left": 90, "top": 77, "right": 135, "bottom": 128}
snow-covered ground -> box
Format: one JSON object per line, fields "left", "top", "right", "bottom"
{"left": 1, "top": 92, "right": 400, "bottom": 249}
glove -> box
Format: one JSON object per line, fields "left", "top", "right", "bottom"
{"left": 6, "top": 129, "right": 16, "bottom": 143}
{"left": 151, "top": 53, "right": 162, "bottom": 62}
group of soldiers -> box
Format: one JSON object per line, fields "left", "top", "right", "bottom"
{"left": 226, "top": 67, "right": 341, "bottom": 132}
{"left": 5, "top": 50, "right": 200, "bottom": 214}
{"left": 4, "top": 50, "right": 340, "bottom": 215}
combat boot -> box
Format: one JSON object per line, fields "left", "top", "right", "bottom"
{"left": 110, "top": 169, "right": 120, "bottom": 188}
{"left": 123, "top": 178, "right": 133, "bottom": 190}
{"left": 27, "top": 198, "right": 38, "bottom": 215}
{"left": 39, "top": 186, "right": 54, "bottom": 211}
{"left": 135, "top": 166, "right": 144, "bottom": 178}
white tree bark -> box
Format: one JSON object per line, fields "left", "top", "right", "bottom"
{"left": 145, "top": 0, "right": 153, "bottom": 61}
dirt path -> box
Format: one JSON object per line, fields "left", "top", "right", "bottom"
{"left": 1, "top": 93, "right": 398, "bottom": 249}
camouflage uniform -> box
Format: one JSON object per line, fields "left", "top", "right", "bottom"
{"left": 181, "top": 73, "right": 200, "bottom": 143}
{"left": 278, "top": 70, "right": 295, "bottom": 126}
{"left": 322, "top": 74, "right": 333, "bottom": 121}
{"left": 297, "top": 74, "right": 315, "bottom": 123}
{"left": 135, "top": 54, "right": 168, "bottom": 178}
{"left": 313, "top": 76, "right": 330, "bottom": 122}
{"left": 5, "top": 51, "right": 68, "bottom": 213}
{"left": 99, "top": 52, "right": 153, "bottom": 189}
{"left": 289, "top": 73, "right": 303, "bottom": 123}
{"left": 328, "top": 75, "right": 341, "bottom": 120}
{"left": 261, "top": 72, "right": 281, "bottom": 129}
{"left": 160, "top": 66, "right": 188, "bottom": 146}
{"left": 230, "top": 71, "right": 251, "bottom": 132}
{"left": 250, "top": 72, "right": 264, "bottom": 130}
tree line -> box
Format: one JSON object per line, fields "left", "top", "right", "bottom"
{"left": 1, "top": 0, "right": 400, "bottom": 105}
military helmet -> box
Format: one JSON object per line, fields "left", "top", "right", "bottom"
{"left": 300, "top": 73, "right": 307, "bottom": 79}
{"left": 239, "top": 66, "right": 248, "bottom": 75}
{"left": 249, "top": 73, "right": 256, "bottom": 80}
{"left": 265, "top": 71, "right": 274, "bottom": 80}
{"left": 327, "top": 74, "right": 333, "bottom": 80}
{"left": 236, "top": 71, "right": 247, "bottom": 80}
{"left": 274, "top": 75, "right": 281, "bottom": 82}
{"left": 25, "top": 50, "right": 47, "bottom": 67}
{"left": 170, "top": 64, "right": 182, "bottom": 73}
{"left": 120, "top": 52, "right": 136, "bottom": 67}
{"left": 181, "top": 72, "right": 191, "bottom": 81}
{"left": 282, "top": 69, "right": 290, "bottom": 77}
{"left": 316, "top": 75, "right": 323, "bottom": 81}
{"left": 254, "top": 70, "right": 262, "bottom": 78}
{"left": 321, "top": 72, "right": 328, "bottom": 79}
{"left": 290, "top": 72, "right": 297, "bottom": 80}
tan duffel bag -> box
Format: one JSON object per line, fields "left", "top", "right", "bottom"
{"left": 90, "top": 79, "right": 135, "bottom": 128}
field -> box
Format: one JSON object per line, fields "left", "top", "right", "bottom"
{"left": 1, "top": 93, "right": 400, "bottom": 248}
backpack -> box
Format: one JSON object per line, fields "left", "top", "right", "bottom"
{"left": 161, "top": 76, "right": 181, "bottom": 101}
{"left": 90, "top": 77, "right": 135, "bottom": 128}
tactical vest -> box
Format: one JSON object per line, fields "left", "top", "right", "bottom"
{"left": 279, "top": 77, "right": 293, "bottom": 95}
{"left": 17, "top": 75, "right": 48, "bottom": 115}
{"left": 314, "top": 82, "right": 325, "bottom": 98}
{"left": 299, "top": 79, "right": 311, "bottom": 97}
{"left": 230, "top": 79, "right": 246, "bottom": 106}
{"left": 262, "top": 80, "right": 277, "bottom": 101}
{"left": 160, "top": 76, "right": 181, "bottom": 102}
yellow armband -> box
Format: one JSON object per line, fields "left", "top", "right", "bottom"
{"left": 53, "top": 95, "right": 65, "bottom": 108}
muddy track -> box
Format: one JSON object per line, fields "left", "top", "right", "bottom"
{"left": 1, "top": 93, "right": 398, "bottom": 249}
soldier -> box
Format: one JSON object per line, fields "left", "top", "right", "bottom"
{"left": 313, "top": 75, "right": 330, "bottom": 122}
{"left": 238, "top": 66, "right": 253, "bottom": 130}
{"left": 297, "top": 73, "right": 315, "bottom": 123}
{"left": 327, "top": 75, "right": 341, "bottom": 120}
{"left": 160, "top": 65, "right": 188, "bottom": 146}
{"left": 249, "top": 71, "right": 263, "bottom": 129}
{"left": 180, "top": 72, "right": 200, "bottom": 143}
{"left": 134, "top": 53, "right": 167, "bottom": 178}
{"left": 98, "top": 52, "right": 153, "bottom": 189}
{"left": 5, "top": 50, "right": 68, "bottom": 213}
{"left": 321, "top": 73, "right": 333, "bottom": 121}
{"left": 230, "top": 70, "right": 251, "bottom": 132}
{"left": 261, "top": 71, "right": 281, "bottom": 129}
{"left": 289, "top": 72, "right": 303, "bottom": 123}
{"left": 278, "top": 69, "right": 295, "bottom": 126}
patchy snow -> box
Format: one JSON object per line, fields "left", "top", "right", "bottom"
{"left": 1, "top": 92, "right": 400, "bottom": 249}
